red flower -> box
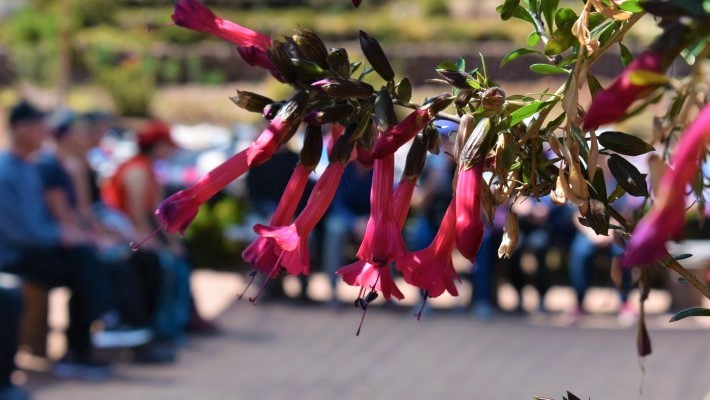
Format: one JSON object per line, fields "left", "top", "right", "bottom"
{"left": 242, "top": 164, "right": 311, "bottom": 276}
{"left": 236, "top": 45, "right": 283, "bottom": 81}
{"left": 370, "top": 108, "right": 430, "bottom": 159}
{"left": 356, "top": 154, "right": 406, "bottom": 265}
{"left": 397, "top": 200, "right": 460, "bottom": 298}
{"left": 247, "top": 92, "right": 308, "bottom": 166}
{"left": 172, "top": 0, "right": 271, "bottom": 49}
{"left": 455, "top": 163, "right": 484, "bottom": 263}
{"left": 622, "top": 103, "right": 710, "bottom": 267}
{"left": 583, "top": 52, "right": 663, "bottom": 130}
{"left": 254, "top": 161, "right": 347, "bottom": 276}
{"left": 156, "top": 150, "right": 249, "bottom": 235}
{"left": 337, "top": 261, "right": 404, "bottom": 300}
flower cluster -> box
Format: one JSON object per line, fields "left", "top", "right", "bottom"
{"left": 151, "top": 0, "right": 710, "bottom": 338}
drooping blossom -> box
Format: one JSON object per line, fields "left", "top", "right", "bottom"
{"left": 370, "top": 108, "right": 431, "bottom": 159}
{"left": 583, "top": 52, "right": 663, "bottom": 130}
{"left": 172, "top": 0, "right": 271, "bottom": 49}
{"left": 455, "top": 162, "right": 485, "bottom": 263}
{"left": 246, "top": 91, "right": 309, "bottom": 166}
{"left": 396, "top": 200, "right": 461, "bottom": 300}
{"left": 236, "top": 45, "right": 283, "bottom": 81}
{"left": 254, "top": 161, "right": 347, "bottom": 277}
{"left": 156, "top": 150, "right": 249, "bottom": 235}
{"left": 153, "top": 93, "right": 306, "bottom": 237}
{"left": 242, "top": 163, "right": 311, "bottom": 277}
{"left": 622, "top": 103, "right": 710, "bottom": 268}
{"left": 356, "top": 154, "right": 405, "bottom": 264}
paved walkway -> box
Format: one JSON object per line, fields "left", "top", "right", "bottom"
{"left": 20, "top": 271, "right": 710, "bottom": 400}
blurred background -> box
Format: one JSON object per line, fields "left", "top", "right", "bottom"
{"left": 0, "top": 1, "right": 708, "bottom": 399}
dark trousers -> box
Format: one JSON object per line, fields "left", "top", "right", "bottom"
{"left": 109, "top": 250, "right": 162, "bottom": 327}
{"left": 0, "top": 287, "right": 21, "bottom": 387}
{"left": 6, "top": 246, "right": 113, "bottom": 359}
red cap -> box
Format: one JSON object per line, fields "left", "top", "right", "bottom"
{"left": 137, "top": 121, "right": 176, "bottom": 149}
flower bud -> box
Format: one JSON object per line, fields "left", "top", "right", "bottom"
{"left": 230, "top": 90, "right": 274, "bottom": 113}
{"left": 311, "top": 78, "right": 374, "bottom": 98}
{"left": 481, "top": 87, "right": 506, "bottom": 110}
{"left": 263, "top": 102, "right": 284, "bottom": 120}
{"left": 498, "top": 212, "right": 519, "bottom": 259}
{"left": 303, "top": 103, "right": 355, "bottom": 125}
{"left": 301, "top": 125, "right": 323, "bottom": 171}
{"left": 327, "top": 48, "right": 351, "bottom": 77}
{"left": 330, "top": 124, "right": 357, "bottom": 163}
{"left": 480, "top": 181, "right": 496, "bottom": 225}
{"left": 404, "top": 134, "right": 428, "bottom": 178}
{"left": 423, "top": 93, "right": 454, "bottom": 116}
{"left": 374, "top": 88, "right": 398, "bottom": 133}
{"left": 550, "top": 174, "right": 567, "bottom": 206}
{"left": 436, "top": 69, "right": 473, "bottom": 89}
{"left": 423, "top": 124, "right": 441, "bottom": 155}
{"left": 359, "top": 30, "right": 395, "bottom": 82}
{"left": 267, "top": 40, "right": 299, "bottom": 83}
{"left": 293, "top": 28, "right": 329, "bottom": 69}
{"left": 459, "top": 117, "right": 492, "bottom": 169}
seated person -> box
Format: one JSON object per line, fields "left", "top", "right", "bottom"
{"left": 0, "top": 101, "right": 148, "bottom": 380}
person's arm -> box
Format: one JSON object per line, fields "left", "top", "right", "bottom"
{"left": 0, "top": 179, "right": 62, "bottom": 247}
{"left": 121, "top": 166, "right": 154, "bottom": 235}
{"left": 63, "top": 157, "right": 95, "bottom": 223}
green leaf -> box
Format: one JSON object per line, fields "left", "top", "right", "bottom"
{"left": 527, "top": 31, "right": 541, "bottom": 47}
{"left": 619, "top": 43, "right": 633, "bottom": 67}
{"left": 554, "top": 7, "right": 577, "bottom": 29}
{"left": 510, "top": 100, "right": 547, "bottom": 126}
{"left": 436, "top": 61, "right": 459, "bottom": 71}
{"left": 670, "top": 307, "right": 710, "bottom": 322}
{"left": 396, "top": 77, "right": 412, "bottom": 103}
{"left": 598, "top": 131, "right": 655, "bottom": 156}
{"left": 540, "top": 0, "right": 559, "bottom": 35}
{"left": 627, "top": 70, "right": 669, "bottom": 86}
{"left": 455, "top": 57, "right": 466, "bottom": 72}
{"left": 586, "top": 72, "right": 603, "bottom": 98}
{"left": 465, "top": 78, "right": 482, "bottom": 90}
{"left": 510, "top": 5, "right": 536, "bottom": 25}
{"left": 530, "top": 63, "right": 568, "bottom": 74}
{"left": 619, "top": 0, "right": 644, "bottom": 12}
{"left": 607, "top": 183, "right": 626, "bottom": 203}
{"left": 584, "top": 169, "right": 610, "bottom": 235}
{"left": 497, "top": 0, "right": 521, "bottom": 20}
{"left": 607, "top": 154, "right": 649, "bottom": 197}
{"left": 501, "top": 48, "right": 542, "bottom": 66}
{"left": 598, "top": 21, "right": 620, "bottom": 46}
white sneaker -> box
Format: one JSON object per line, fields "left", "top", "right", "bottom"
{"left": 92, "top": 327, "right": 153, "bottom": 349}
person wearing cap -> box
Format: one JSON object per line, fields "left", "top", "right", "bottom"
{"left": 103, "top": 121, "right": 196, "bottom": 359}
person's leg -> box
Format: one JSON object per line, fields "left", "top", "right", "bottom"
{"left": 61, "top": 246, "right": 114, "bottom": 358}
{"left": 0, "top": 287, "right": 21, "bottom": 389}
{"left": 471, "top": 229, "right": 495, "bottom": 319}
{"left": 568, "top": 233, "right": 597, "bottom": 309}
{"left": 323, "top": 211, "right": 354, "bottom": 294}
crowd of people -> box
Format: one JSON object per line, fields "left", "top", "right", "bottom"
{"left": 0, "top": 100, "right": 216, "bottom": 400}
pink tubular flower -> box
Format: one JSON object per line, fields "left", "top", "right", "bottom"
{"left": 583, "top": 52, "right": 663, "bottom": 130}
{"left": 370, "top": 108, "right": 431, "bottom": 159}
{"left": 455, "top": 163, "right": 484, "bottom": 263}
{"left": 356, "top": 154, "right": 405, "bottom": 265}
{"left": 622, "top": 104, "right": 710, "bottom": 268}
{"left": 156, "top": 150, "right": 249, "bottom": 235}
{"left": 336, "top": 174, "right": 417, "bottom": 302}
{"left": 236, "top": 45, "right": 283, "bottom": 81}
{"left": 242, "top": 164, "right": 311, "bottom": 276}
{"left": 397, "top": 200, "right": 460, "bottom": 298}
{"left": 254, "top": 161, "right": 347, "bottom": 276}
{"left": 172, "top": 0, "right": 271, "bottom": 49}
{"left": 247, "top": 91, "right": 308, "bottom": 166}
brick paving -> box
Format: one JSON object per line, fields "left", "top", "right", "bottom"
{"left": 20, "top": 272, "right": 710, "bottom": 400}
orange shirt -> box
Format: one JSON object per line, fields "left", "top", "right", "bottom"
{"left": 102, "top": 155, "right": 159, "bottom": 216}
